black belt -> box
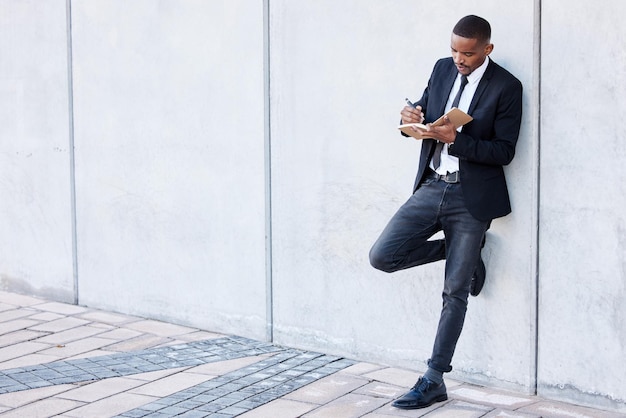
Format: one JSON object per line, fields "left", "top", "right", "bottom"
{"left": 426, "top": 169, "right": 460, "bottom": 183}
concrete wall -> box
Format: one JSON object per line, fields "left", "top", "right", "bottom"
{"left": 538, "top": 1, "right": 626, "bottom": 409}
{"left": 1, "top": 0, "right": 624, "bottom": 412}
{"left": 269, "top": 0, "right": 538, "bottom": 394}
{"left": 70, "top": 0, "right": 269, "bottom": 340}
{"left": 0, "top": 0, "right": 75, "bottom": 302}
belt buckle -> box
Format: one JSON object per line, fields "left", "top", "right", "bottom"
{"left": 444, "top": 171, "right": 459, "bottom": 183}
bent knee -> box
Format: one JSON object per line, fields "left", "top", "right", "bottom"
{"left": 369, "top": 247, "right": 396, "bottom": 273}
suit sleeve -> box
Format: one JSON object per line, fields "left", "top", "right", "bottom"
{"left": 399, "top": 65, "right": 435, "bottom": 138}
{"left": 449, "top": 76, "right": 523, "bottom": 166}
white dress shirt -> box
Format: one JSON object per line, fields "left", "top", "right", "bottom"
{"left": 431, "top": 56, "right": 490, "bottom": 175}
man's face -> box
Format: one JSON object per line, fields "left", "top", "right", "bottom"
{"left": 450, "top": 33, "right": 493, "bottom": 76}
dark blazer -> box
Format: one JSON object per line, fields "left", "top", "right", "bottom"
{"left": 411, "top": 57, "right": 523, "bottom": 221}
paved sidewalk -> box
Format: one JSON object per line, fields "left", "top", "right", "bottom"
{"left": 0, "top": 291, "right": 623, "bottom": 418}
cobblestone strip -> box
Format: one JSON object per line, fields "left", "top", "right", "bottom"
{"left": 0, "top": 336, "right": 283, "bottom": 394}
{"left": 116, "top": 349, "right": 356, "bottom": 418}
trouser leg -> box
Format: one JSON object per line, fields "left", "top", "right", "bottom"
{"left": 428, "top": 183, "right": 489, "bottom": 373}
{"left": 369, "top": 180, "right": 446, "bottom": 273}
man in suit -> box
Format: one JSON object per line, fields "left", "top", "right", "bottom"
{"left": 369, "top": 15, "right": 522, "bottom": 409}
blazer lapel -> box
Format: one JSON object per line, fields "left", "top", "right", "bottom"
{"left": 424, "top": 63, "right": 458, "bottom": 155}
{"left": 468, "top": 59, "right": 495, "bottom": 114}
{"left": 438, "top": 64, "right": 459, "bottom": 116}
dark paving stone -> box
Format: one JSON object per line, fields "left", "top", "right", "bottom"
{"left": 116, "top": 347, "right": 355, "bottom": 417}
{"left": 177, "top": 410, "right": 210, "bottom": 418}
{"left": 0, "top": 334, "right": 355, "bottom": 418}
{"left": 0, "top": 336, "right": 288, "bottom": 395}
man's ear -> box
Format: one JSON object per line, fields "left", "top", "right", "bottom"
{"left": 485, "top": 43, "right": 494, "bottom": 55}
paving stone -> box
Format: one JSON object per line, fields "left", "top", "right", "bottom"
{"left": 118, "top": 347, "right": 355, "bottom": 417}
{"left": 284, "top": 374, "right": 370, "bottom": 404}
{"left": 39, "top": 337, "right": 113, "bottom": 358}
{"left": 362, "top": 367, "right": 424, "bottom": 388}
{"left": 0, "top": 341, "right": 51, "bottom": 362}
{"left": 339, "top": 362, "right": 384, "bottom": 376}
{"left": 239, "top": 399, "right": 317, "bottom": 418}
{"left": 0, "top": 338, "right": 288, "bottom": 397}
{"left": 35, "top": 325, "right": 107, "bottom": 345}
{"left": 1, "top": 293, "right": 621, "bottom": 418}
{"left": 0, "top": 302, "right": 13, "bottom": 312}
{"left": 420, "top": 400, "right": 493, "bottom": 417}
{"left": 159, "top": 405, "right": 189, "bottom": 415}
{"left": 61, "top": 393, "right": 156, "bottom": 418}
{"left": 64, "top": 349, "right": 116, "bottom": 361}
{"left": 57, "top": 376, "right": 145, "bottom": 402}
{"left": 119, "top": 409, "right": 153, "bottom": 418}
{"left": 31, "top": 369, "right": 65, "bottom": 380}
{"left": 49, "top": 377, "right": 81, "bottom": 385}
{"left": 0, "top": 397, "right": 85, "bottom": 418}
{"left": 0, "top": 330, "right": 48, "bottom": 349}
{"left": 28, "top": 317, "right": 90, "bottom": 333}
{"left": 177, "top": 410, "right": 211, "bottom": 418}
{"left": 0, "top": 292, "right": 43, "bottom": 306}
{"left": 34, "top": 302, "right": 88, "bottom": 315}
{"left": 9, "top": 371, "right": 45, "bottom": 383}
{"left": 0, "top": 384, "right": 29, "bottom": 393}
{"left": 124, "top": 320, "right": 198, "bottom": 337}
{"left": 27, "top": 312, "right": 66, "bottom": 322}
{"left": 219, "top": 405, "right": 250, "bottom": 415}
{"left": 0, "top": 354, "right": 64, "bottom": 371}
{"left": 0, "top": 320, "right": 43, "bottom": 338}
{"left": 195, "top": 402, "right": 224, "bottom": 412}
{"left": 26, "top": 379, "right": 60, "bottom": 389}
{"left": 177, "top": 331, "right": 225, "bottom": 342}
{"left": 302, "top": 393, "right": 389, "bottom": 418}
{"left": 129, "top": 372, "right": 212, "bottom": 397}
{"left": 353, "top": 381, "right": 406, "bottom": 399}
{"left": 173, "top": 399, "right": 205, "bottom": 409}
{"left": 518, "top": 400, "right": 626, "bottom": 418}
{"left": 96, "top": 328, "right": 144, "bottom": 341}
{"left": 482, "top": 408, "right": 542, "bottom": 417}
{"left": 140, "top": 413, "right": 171, "bottom": 418}
{"left": 0, "top": 309, "right": 39, "bottom": 322}
{"left": 125, "top": 367, "right": 186, "bottom": 382}
{"left": 106, "top": 335, "right": 175, "bottom": 352}
{"left": 187, "top": 355, "right": 269, "bottom": 376}
{"left": 189, "top": 393, "right": 218, "bottom": 403}
{"left": 78, "top": 311, "right": 138, "bottom": 324}
{"left": 449, "top": 385, "right": 536, "bottom": 409}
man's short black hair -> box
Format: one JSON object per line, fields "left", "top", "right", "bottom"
{"left": 453, "top": 15, "right": 491, "bottom": 44}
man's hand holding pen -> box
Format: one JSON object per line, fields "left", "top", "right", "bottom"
{"left": 401, "top": 98, "right": 425, "bottom": 127}
{"left": 402, "top": 98, "right": 458, "bottom": 143}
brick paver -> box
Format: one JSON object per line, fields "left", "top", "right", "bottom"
{"left": 0, "top": 290, "right": 625, "bottom": 418}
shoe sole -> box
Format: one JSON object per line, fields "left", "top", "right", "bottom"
{"left": 392, "top": 394, "right": 448, "bottom": 409}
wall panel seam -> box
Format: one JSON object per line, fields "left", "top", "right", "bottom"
{"left": 532, "top": 0, "right": 542, "bottom": 395}
{"left": 263, "top": 0, "right": 273, "bottom": 342}
{"left": 65, "top": 0, "right": 79, "bottom": 305}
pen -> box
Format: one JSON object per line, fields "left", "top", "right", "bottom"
{"left": 405, "top": 98, "right": 416, "bottom": 108}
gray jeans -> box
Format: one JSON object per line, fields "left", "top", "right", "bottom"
{"left": 369, "top": 173, "right": 489, "bottom": 372}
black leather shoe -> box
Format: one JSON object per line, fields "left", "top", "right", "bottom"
{"left": 470, "top": 257, "right": 486, "bottom": 296}
{"left": 392, "top": 377, "right": 447, "bottom": 409}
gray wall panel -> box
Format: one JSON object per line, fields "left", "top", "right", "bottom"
{"left": 70, "top": 0, "right": 268, "bottom": 339}
{"left": 539, "top": 1, "right": 626, "bottom": 410}
{"left": 270, "top": 0, "right": 538, "bottom": 393}
{"left": 0, "top": 0, "right": 74, "bottom": 302}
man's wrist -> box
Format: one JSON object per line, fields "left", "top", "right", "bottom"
{"left": 449, "top": 133, "right": 458, "bottom": 150}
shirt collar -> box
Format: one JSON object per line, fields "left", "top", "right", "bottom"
{"left": 465, "top": 56, "right": 490, "bottom": 85}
